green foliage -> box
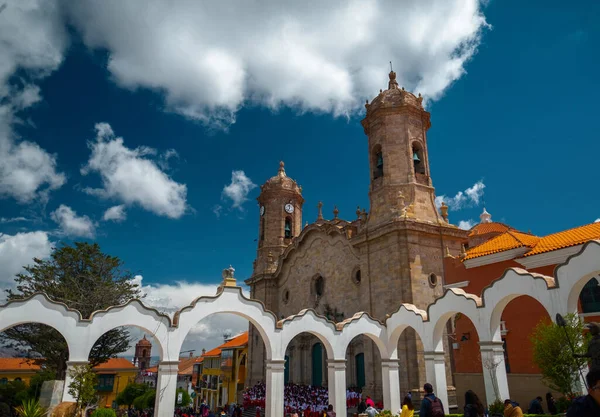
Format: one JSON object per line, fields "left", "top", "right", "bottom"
{"left": 175, "top": 388, "right": 191, "bottom": 407}
{"left": 91, "top": 408, "right": 117, "bottom": 417}
{"left": 115, "top": 384, "right": 149, "bottom": 408}
{"left": 27, "top": 371, "right": 57, "bottom": 401}
{"left": 530, "top": 313, "right": 589, "bottom": 396}
{"left": 68, "top": 364, "right": 98, "bottom": 413}
{"left": 0, "top": 403, "right": 10, "bottom": 417}
{"left": 14, "top": 399, "right": 47, "bottom": 417}
{"left": 554, "top": 396, "right": 574, "bottom": 413}
{"left": 132, "top": 390, "right": 155, "bottom": 410}
{"left": 375, "top": 411, "right": 398, "bottom": 417}
{"left": 0, "top": 379, "right": 29, "bottom": 407}
{"left": 2, "top": 242, "right": 142, "bottom": 378}
{"left": 487, "top": 398, "right": 504, "bottom": 414}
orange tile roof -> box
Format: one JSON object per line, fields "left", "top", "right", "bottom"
{"left": 93, "top": 358, "right": 137, "bottom": 371}
{"left": 146, "top": 366, "right": 157, "bottom": 373}
{"left": 523, "top": 222, "right": 600, "bottom": 257}
{"left": 177, "top": 356, "right": 204, "bottom": 375}
{"left": 0, "top": 358, "right": 41, "bottom": 372}
{"left": 468, "top": 222, "right": 513, "bottom": 237}
{"left": 465, "top": 231, "right": 540, "bottom": 260}
{"left": 202, "top": 347, "right": 222, "bottom": 357}
{"left": 218, "top": 332, "right": 248, "bottom": 349}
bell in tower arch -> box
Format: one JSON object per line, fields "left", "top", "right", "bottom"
{"left": 413, "top": 151, "right": 421, "bottom": 164}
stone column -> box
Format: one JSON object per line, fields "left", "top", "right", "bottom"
{"left": 62, "top": 361, "right": 90, "bottom": 402}
{"left": 327, "top": 360, "right": 347, "bottom": 416}
{"left": 381, "top": 359, "right": 401, "bottom": 414}
{"left": 154, "top": 361, "right": 179, "bottom": 417}
{"left": 479, "top": 342, "right": 510, "bottom": 404}
{"left": 424, "top": 351, "right": 448, "bottom": 410}
{"left": 265, "top": 360, "right": 285, "bottom": 417}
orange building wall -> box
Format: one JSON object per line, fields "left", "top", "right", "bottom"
{"left": 444, "top": 256, "right": 598, "bottom": 375}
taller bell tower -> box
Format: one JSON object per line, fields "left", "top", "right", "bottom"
{"left": 361, "top": 70, "right": 441, "bottom": 227}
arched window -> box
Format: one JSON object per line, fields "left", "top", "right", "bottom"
{"left": 14, "top": 377, "right": 21, "bottom": 382}
{"left": 312, "top": 343, "right": 323, "bottom": 387}
{"left": 580, "top": 278, "right": 600, "bottom": 313}
{"left": 284, "top": 217, "right": 292, "bottom": 238}
{"left": 142, "top": 349, "right": 147, "bottom": 357}
{"left": 314, "top": 275, "right": 324, "bottom": 296}
{"left": 412, "top": 144, "right": 425, "bottom": 175}
{"left": 260, "top": 219, "right": 265, "bottom": 241}
{"left": 0, "top": 378, "right": 7, "bottom": 385}
{"left": 372, "top": 145, "right": 383, "bottom": 179}
{"left": 355, "top": 353, "right": 365, "bottom": 388}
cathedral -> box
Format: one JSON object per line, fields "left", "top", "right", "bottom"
{"left": 244, "top": 71, "right": 467, "bottom": 402}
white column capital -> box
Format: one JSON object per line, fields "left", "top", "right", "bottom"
{"left": 66, "top": 360, "right": 89, "bottom": 367}
{"left": 381, "top": 359, "right": 401, "bottom": 369}
{"left": 158, "top": 361, "right": 180, "bottom": 374}
{"left": 479, "top": 341, "right": 506, "bottom": 353}
{"left": 423, "top": 351, "right": 445, "bottom": 362}
{"left": 266, "top": 360, "right": 286, "bottom": 371}
{"left": 327, "top": 359, "right": 347, "bottom": 370}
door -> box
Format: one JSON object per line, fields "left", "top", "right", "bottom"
{"left": 312, "top": 343, "right": 323, "bottom": 386}
{"left": 355, "top": 353, "right": 365, "bottom": 388}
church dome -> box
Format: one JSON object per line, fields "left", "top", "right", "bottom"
{"left": 365, "top": 71, "right": 427, "bottom": 118}
{"left": 137, "top": 335, "right": 151, "bottom": 346}
{"left": 260, "top": 161, "right": 302, "bottom": 194}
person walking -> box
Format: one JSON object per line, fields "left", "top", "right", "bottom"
{"left": 419, "top": 383, "right": 445, "bottom": 417}
{"left": 400, "top": 395, "right": 414, "bottom": 417}
{"left": 566, "top": 369, "right": 600, "bottom": 417}
{"left": 464, "top": 390, "right": 485, "bottom": 417}
{"left": 528, "top": 396, "right": 544, "bottom": 414}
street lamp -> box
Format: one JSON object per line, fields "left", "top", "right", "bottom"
{"left": 555, "top": 313, "right": 588, "bottom": 390}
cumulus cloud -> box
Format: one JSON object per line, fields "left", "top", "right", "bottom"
{"left": 81, "top": 123, "right": 188, "bottom": 219}
{"left": 221, "top": 171, "right": 256, "bottom": 210}
{"left": 0, "top": 217, "right": 29, "bottom": 224}
{"left": 458, "top": 219, "right": 475, "bottom": 230}
{"left": 0, "top": 1, "right": 68, "bottom": 203}
{"left": 50, "top": 204, "right": 96, "bottom": 238}
{"left": 0, "top": 231, "right": 53, "bottom": 288}
{"left": 435, "top": 180, "right": 486, "bottom": 211}
{"left": 63, "top": 0, "right": 489, "bottom": 128}
{"left": 103, "top": 205, "right": 126, "bottom": 222}
{"left": 128, "top": 275, "right": 250, "bottom": 353}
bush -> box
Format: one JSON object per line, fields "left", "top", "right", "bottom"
{"left": 0, "top": 403, "right": 9, "bottom": 417}
{"left": 174, "top": 389, "right": 191, "bottom": 407}
{"left": 92, "top": 408, "right": 116, "bottom": 417}
{"left": 554, "top": 396, "right": 573, "bottom": 413}
{"left": 132, "top": 390, "right": 155, "bottom": 410}
{"left": 488, "top": 399, "right": 504, "bottom": 415}
{"left": 14, "top": 399, "right": 47, "bottom": 417}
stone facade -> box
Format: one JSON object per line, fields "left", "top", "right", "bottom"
{"left": 245, "top": 71, "right": 468, "bottom": 403}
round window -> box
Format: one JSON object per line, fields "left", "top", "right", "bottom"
{"left": 314, "top": 275, "right": 324, "bottom": 297}
{"left": 353, "top": 268, "right": 361, "bottom": 285}
{"left": 282, "top": 289, "right": 290, "bottom": 304}
{"left": 428, "top": 273, "right": 438, "bottom": 287}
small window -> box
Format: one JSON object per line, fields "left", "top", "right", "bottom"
{"left": 285, "top": 217, "right": 292, "bottom": 238}
{"left": 282, "top": 289, "right": 290, "bottom": 304}
{"left": 314, "top": 275, "right": 325, "bottom": 296}
{"left": 428, "top": 273, "right": 438, "bottom": 287}
{"left": 260, "top": 219, "right": 265, "bottom": 241}
{"left": 372, "top": 145, "right": 383, "bottom": 179}
{"left": 0, "top": 378, "right": 6, "bottom": 385}
{"left": 353, "top": 268, "right": 361, "bottom": 285}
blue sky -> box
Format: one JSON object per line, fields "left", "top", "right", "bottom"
{"left": 0, "top": 1, "right": 598, "bottom": 351}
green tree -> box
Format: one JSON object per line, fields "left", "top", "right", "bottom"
{"left": 67, "top": 364, "right": 98, "bottom": 416}
{"left": 0, "top": 379, "right": 29, "bottom": 408}
{"left": 530, "top": 313, "right": 589, "bottom": 396}
{"left": 2, "top": 242, "right": 142, "bottom": 378}
{"left": 175, "top": 388, "right": 191, "bottom": 407}
{"left": 132, "top": 390, "right": 155, "bottom": 410}
{"left": 115, "top": 383, "right": 150, "bottom": 409}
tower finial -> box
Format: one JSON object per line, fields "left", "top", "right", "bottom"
{"left": 390, "top": 61, "right": 393, "bottom": 72}
{"left": 333, "top": 205, "right": 339, "bottom": 219}
{"left": 480, "top": 207, "right": 492, "bottom": 224}
{"left": 278, "top": 161, "right": 286, "bottom": 177}
{"left": 317, "top": 201, "right": 323, "bottom": 221}
{"left": 388, "top": 67, "right": 398, "bottom": 90}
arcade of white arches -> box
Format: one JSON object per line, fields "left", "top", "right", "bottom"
{"left": 0, "top": 241, "right": 599, "bottom": 417}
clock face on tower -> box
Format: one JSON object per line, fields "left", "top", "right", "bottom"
{"left": 284, "top": 203, "right": 294, "bottom": 214}
{"left": 260, "top": 206, "right": 265, "bottom": 216}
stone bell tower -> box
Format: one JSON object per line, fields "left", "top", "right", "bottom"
{"left": 362, "top": 70, "right": 440, "bottom": 228}
{"left": 134, "top": 335, "right": 152, "bottom": 370}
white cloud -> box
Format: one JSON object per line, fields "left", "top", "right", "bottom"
{"left": 0, "top": 217, "right": 29, "bottom": 224}
{"left": 221, "top": 171, "right": 256, "bottom": 210}
{"left": 63, "top": 0, "right": 489, "bottom": 128}
{"left": 458, "top": 219, "right": 475, "bottom": 230}
{"left": 129, "top": 275, "right": 250, "bottom": 353}
{"left": 435, "top": 180, "right": 486, "bottom": 211}
{"left": 0, "top": 231, "right": 53, "bottom": 287}
{"left": 0, "top": 1, "right": 68, "bottom": 203}
{"left": 103, "top": 205, "right": 126, "bottom": 222}
{"left": 595, "top": 218, "right": 600, "bottom": 223}
{"left": 50, "top": 204, "right": 96, "bottom": 238}
{"left": 81, "top": 123, "right": 188, "bottom": 219}
{"left": 212, "top": 205, "right": 223, "bottom": 218}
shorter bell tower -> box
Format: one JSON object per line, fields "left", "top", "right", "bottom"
{"left": 253, "top": 161, "right": 304, "bottom": 280}
{"left": 134, "top": 335, "right": 152, "bottom": 370}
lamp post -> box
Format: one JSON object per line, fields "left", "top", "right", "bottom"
{"left": 556, "top": 313, "right": 588, "bottom": 390}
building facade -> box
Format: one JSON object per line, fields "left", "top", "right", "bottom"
{"left": 444, "top": 210, "right": 600, "bottom": 407}
{"left": 245, "top": 71, "right": 467, "bottom": 402}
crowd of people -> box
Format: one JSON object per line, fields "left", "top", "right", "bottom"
{"left": 242, "top": 382, "right": 365, "bottom": 415}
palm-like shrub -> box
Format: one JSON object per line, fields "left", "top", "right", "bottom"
{"left": 14, "top": 399, "right": 47, "bottom": 417}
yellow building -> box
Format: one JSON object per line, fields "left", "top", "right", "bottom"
{"left": 0, "top": 358, "right": 40, "bottom": 385}
{"left": 198, "top": 332, "right": 248, "bottom": 410}
{"left": 93, "top": 358, "right": 139, "bottom": 408}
